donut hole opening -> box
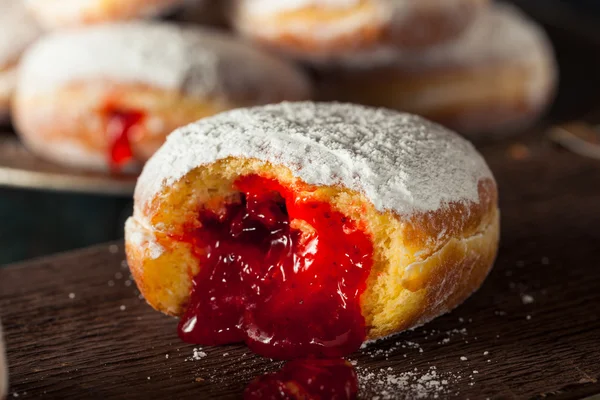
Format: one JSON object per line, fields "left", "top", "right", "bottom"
{"left": 173, "top": 173, "right": 375, "bottom": 359}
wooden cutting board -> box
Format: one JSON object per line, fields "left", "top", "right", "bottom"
{"left": 1, "top": 128, "right": 600, "bottom": 400}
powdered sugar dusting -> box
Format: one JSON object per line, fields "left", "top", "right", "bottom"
{"left": 0, "top": 0, "right": 42, "bottom": 67}
{"left": 125, "top": 217, "right": 165, "bottom": 259}
{"left": 339, "top": 4, "right": 554, "bottom": 70}
{"left": 136, "top": 102, "right": 493, "bottom": 216}
{"left": 185, "top": 348, "right": 208, "bottom": 361}
{"left": 357, "top": 365, "right": 457, "bottom": 399}
{"left": 18, "top": 22, "right": 310, "bottom": 103}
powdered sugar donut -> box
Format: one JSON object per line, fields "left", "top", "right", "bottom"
{"left": 318, "top": 4, "right": 557, "bottom": 137}
{"left": 14, "top": 23, "right": 312, "bottom": 172}
{"left": 125, "top": 102, "right": 499, "bottom": 359}
{"left": 232, "top": 0, "right": 488, "bottom": 62}
{"left": 25, "top": 0, "right": 185, "bottom": 29}
{"left": 0, "top": 0, "right": 42, "bottom": 121}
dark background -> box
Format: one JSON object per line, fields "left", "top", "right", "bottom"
{"left": 0, "top": 0, "right": 598, "bottom": 266}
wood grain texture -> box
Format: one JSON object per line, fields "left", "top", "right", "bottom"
{"left": 1, "top": 128, "right": 600, "bottom": 400}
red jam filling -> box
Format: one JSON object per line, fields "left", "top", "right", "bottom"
{"left": 104, "top": 107, "right": 144, "bottom": 168}
{"left": 244, "top": 358, "right": 358, "bottom": 400}
{"left": 177, "top": 174, "right": 373, "bottom": 359}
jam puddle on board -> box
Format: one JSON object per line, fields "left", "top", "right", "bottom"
{"left": 244, "top": 358, "right": 358, "bottom": 400}
{"left": 177, "top": 174, "right": 374, "bottom": 359}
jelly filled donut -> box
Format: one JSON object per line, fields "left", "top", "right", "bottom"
{"left": 25, "top": 0, "right": 185, "bottom": 29}
{"left": 125, "top": 102, "right": 499, "bottom": 359}
{"left": 318, "top": 4, "right": 557, "bottom": 137}
{"left": 14, "top": 23, "right": 311, "bottom": 172}
{"left": 0, "top": 0, "right": 42, "bottom": 121}
{"left": 232, "top": 0, "right": 489, "bottom": 62}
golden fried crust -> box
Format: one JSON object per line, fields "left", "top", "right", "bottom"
{"left": 362, "top": 204, "right": 499, "bottom": 339}
{"left": 125, "top": 158, "right": 499, "bottom": 340}
{"left": 126, "top": 219, "right": 198, "bottom": 316}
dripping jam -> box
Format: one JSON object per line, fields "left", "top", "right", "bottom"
{"left": 103, "top": 106, "right": 145, "bottom": 168}
{"left": 244, "top": 358, "right": 358, "bottom": 400}
{"left": 177, "top": 174, "right": 374, "bottom": 359}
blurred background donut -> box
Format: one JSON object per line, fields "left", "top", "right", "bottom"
{"left": 13, "top": 23, "right": 312, "bottom": 172}
{"left": 384, "top": 0, "right": 489, "bottom": 50}
{"left": 0, "top": 0, "right": 42, "bottom": 121}
{"left": 317, "top": 4, "right": 558, "bottom": 138}
{"left": 232, "top": 0, "right": 489, "bottom": 62}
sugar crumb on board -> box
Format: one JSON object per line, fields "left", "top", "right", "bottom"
{"left": 364, "top": 326, "right": 471, "bottom": 359}
{"left": 357, "top": 365, "right": 459, "bottom": 399}
{"left": 185, "top": 348, "right": 208, "bottom": 361}
{"left": 521, "top": 294, "right": 535, "bottom": 304}
{"left": 541, "top": 256, "right": 550, "bottom": 265}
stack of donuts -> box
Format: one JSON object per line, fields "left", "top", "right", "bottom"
{"left": 4, "top": 0, "right": 557, "bottom": 173}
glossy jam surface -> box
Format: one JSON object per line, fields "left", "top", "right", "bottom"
{"left": 104, "top": 108, "right": 144, "bottom": 168}
{"left": 177, "top": 175, "right": 373, "bottom": 359}
{"left": 244, "top": 358, "right": 358, "bottom": 400}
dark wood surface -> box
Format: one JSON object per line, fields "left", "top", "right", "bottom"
{"left": 1, "top": 129, "right": 600, "bottom": 400}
